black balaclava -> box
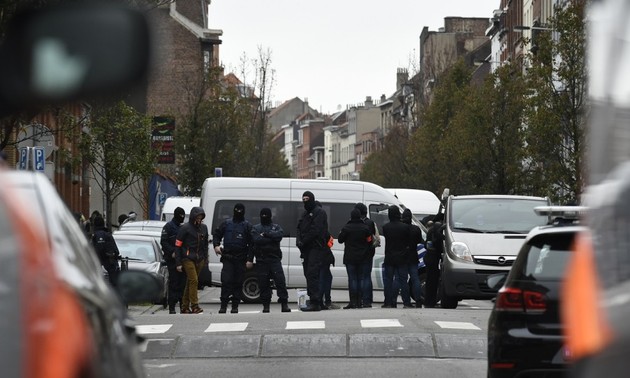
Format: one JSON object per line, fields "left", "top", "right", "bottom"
{"left": 350, "top": 208, "right": 361, "bottom": 221}
{"left": 233, "top": 203, "right": 245, "bottom": 222}
{"left": 388, "top": 205, "right": 401, "bottom": 221}
{"left": 174, "top": 207, "right": 185, "bottom": 225}
{"left": 260, "top": 207, "right": 272, "bottom": 225}
{"left": 402, "top": 208, "right": 412, "bottom": 224}
{"left": 302, "top": 191, "right": 316, "bottom": 212}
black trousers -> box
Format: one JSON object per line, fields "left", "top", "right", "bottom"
{"left": 167, "top": 264, "right": 186, "bottom": 308}
{"left": 424, "top": 252, "right": 441, "bottom": 307}
{"left": 220, "top": 258, "right": 246, "bottom": 304}
{"left": 302, "top": 249, "right": 322, "bottom": 304}
{"left": 257, "top": 257, "right": 289, "bottom": 304}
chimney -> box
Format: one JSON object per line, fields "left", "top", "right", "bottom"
{"left": 365, "top": 96, "right": 373, "bottom": 108}
{"left": 396, "top": 68, "right": 408, "bottom": 91}
{"left": 380, "top": 94, "right": 386, "bottom": 103}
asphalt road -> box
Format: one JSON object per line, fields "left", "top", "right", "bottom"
{"left": 131, "top": 287, "right": 493, "bottom": 378}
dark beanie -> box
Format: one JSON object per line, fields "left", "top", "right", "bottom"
{"left": 260, "top": 207, "right": 272, "bottom": 224}
{"left": 402, "top": 208, "right": 412, "bottom": 224}
{"left": 350, "top": 208, "right": 361, "bottom": 220}
{"left": 388, "top": 205, "right": 401, "bottom": 221}
{"left": 355, "top": 202, "right": 368, "bottom": 216}
{"left": 93, "top": 216, "right": 105, "bottom": 228}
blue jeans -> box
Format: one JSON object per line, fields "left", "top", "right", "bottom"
{"left": 405, "top": 264, "right": 422, "bottom": 305}
{"left": 345, "top": 264, "right": 361, "bottom": 297}
{"left": 362, "top": 259, "right": 373, "bottom": 304}
{"left": 384, "top": 264, "right": 409, "bottom": 306}
{"left": 319, "top": 263, "right": 332, "bottom": 304}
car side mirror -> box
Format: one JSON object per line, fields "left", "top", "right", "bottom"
{"left": 116, "top": 270, "right": 163, "bottom": 304}
{"left": 0, "top": 2, "right": 150, "bottom": 116}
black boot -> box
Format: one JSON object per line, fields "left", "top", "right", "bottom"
{"left": 344, "top": 293, "right": 358, "bottom": 309}
{"left": 219, "top": 300, "right": 228, "bottom": 314}
{"left": 301, "top": 300, "right": 321, "bottom": 312}
{"left": 262, "top": 303, "right": 270, "bottom": 313}
{"left": 231, "top": 300, "right": 240, "bottom": 314}
{"left": 280, "top": 300, "right": 291, "bottom": 313}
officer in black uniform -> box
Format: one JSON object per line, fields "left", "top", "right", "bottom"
{"left": 161, "top": 207, "right": 186, "bottom": 314}
{"left": 250, "top": 208, "right": 291, "bottom": 313}
{"left": 213, "top": 203, "right": 253, "bottom": 314}
{"left": 91, "top": 216, "right": 120, "bottom": 286}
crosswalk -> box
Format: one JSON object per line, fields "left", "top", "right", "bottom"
{"left": 135, "top": 319, "right": 480, "bottom": 335}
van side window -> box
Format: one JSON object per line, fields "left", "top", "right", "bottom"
{"left": 211, "top": 200, "right": 359, "bottom": 238}
{"left": 212, "top": 200, "right": 298, "bottom": 236}
{"left": 368, "top": 204, "right": 393, "bottom": 230}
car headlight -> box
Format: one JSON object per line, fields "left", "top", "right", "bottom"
{"left": 451, "top": 242, "right": 473, "bottom": 262}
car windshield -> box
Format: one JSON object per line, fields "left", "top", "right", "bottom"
{"left": 115, "top": 239, "right": 156, "bottom": 263}
{"left": 450, "top": 198, "right": 548, "bottom": 234}
{"left": 520, "top": 233, "right": 575, "bottom": 280}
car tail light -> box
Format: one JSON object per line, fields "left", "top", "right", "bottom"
{"left": 495, "top": 287, "right": 546, "bottom": 313}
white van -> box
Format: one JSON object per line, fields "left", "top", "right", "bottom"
{"left": 386, "top": 188, "right": 441, "bottom": 222}
{"left": 160, "top": 196, "right": 200, "bottom": 222}
{"left": 440, "top": 194, "right": 550, "bottom": 309}
{"left": 200, "top": 177, "right": 424, "bottom": 302}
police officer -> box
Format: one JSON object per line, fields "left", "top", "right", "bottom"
{"left": 161, "top": 207, "right": 186, "bottom": 314}
{"left": 213, "top": 203, "right": 253, "bottom": 314}
{"left": 297, "top": 191, "right": 328, "bottom": 312}
{"left": 91, "top": 215, "right": 120, "bottom": 286}
{"left": 250, "top": 208, "right": 291, "bottom": 313}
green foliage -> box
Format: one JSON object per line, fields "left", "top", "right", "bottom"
{"left": 523, "top": 0, "right": 587, "bottom": 203}
{"left": 361, "top": 124, "right": 413, "bottom": 187}
{"left": 79, "top": 100, "right": 157, "bottom": 226}
{"left": 175, "top": 68, "right": 290, "bottom": 196}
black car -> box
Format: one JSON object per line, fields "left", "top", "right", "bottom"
{"left": 487, "top": 206, "right": 586, "bottom": 378}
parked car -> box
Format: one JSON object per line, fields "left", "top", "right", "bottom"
{"left": 119, "top": 219, "right": 167, "bottom": 234}
{"left": 439, "top": 193, "right": 551, "bottom": 309}
{"left": 113, "top": 232, "right": 168, "bottom": 307}
{"left": 486, "top": 206, "right": 586, "bottom": 378}
{"left": 1, "top": 170, "right": 163, "bottom": 377}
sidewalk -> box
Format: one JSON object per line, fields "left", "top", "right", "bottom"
{"left": 129, "top": 286, "right": 385, "bottom": 315}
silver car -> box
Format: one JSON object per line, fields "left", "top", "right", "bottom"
{"left": 113, "top": 232, "right": 168, "bottom": 307}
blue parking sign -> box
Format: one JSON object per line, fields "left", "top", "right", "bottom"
{"left": 33, "top": 147, "right": 45, "bottom": 172}
{"left": 19, "top": 148, "right": 28, "bottom": 170}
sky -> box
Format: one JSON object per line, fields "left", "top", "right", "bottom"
{"left": 210, "top": 0, "right": 499, "bottom": 115}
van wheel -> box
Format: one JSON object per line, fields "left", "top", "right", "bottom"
{"left": 241, "top": 271, "right": 261, "bottom": 303}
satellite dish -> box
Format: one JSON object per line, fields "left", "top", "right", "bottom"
{"left": 16, "top": 123, "right": 56, "bottom": 159}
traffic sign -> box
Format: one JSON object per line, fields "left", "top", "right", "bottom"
{"left": 18, "top": 147, "right": 29, "bottom": 170}
{"left": 33, "top": 147, "right": 45, "bottom": 172}
{"left": 158, "top": 192, "right": 167, "bottom": 206}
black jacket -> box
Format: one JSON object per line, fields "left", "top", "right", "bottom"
{"left": 338, "top": 219, "right": 373, "bottom": 265}
{"left": 92, "top": 226, "right": 119, "bottom": 267}
{"left": 297, "top": 205, "right": 328, "bottom": 255}
{"left": 161, "top": 218, "right": 182, "bottom": 267}
{"left": 175, "top": 207, "right": 209, "bottom": 265}
{"left": 250, "top": 222, "right": 284, "bottom": 261}
{"left": 405, "top": 223, "right": 424, "bottom": 265}
{"left": 382, "top": 210, "right": 410, "bottom": 266}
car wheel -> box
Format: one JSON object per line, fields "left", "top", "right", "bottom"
{"left": 241, "top": 271, "right": 261, "bottom": 303}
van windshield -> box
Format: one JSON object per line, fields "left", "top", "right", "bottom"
{"left": 450, "top": 198, "right": 548, "bottom": 234}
